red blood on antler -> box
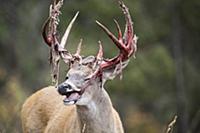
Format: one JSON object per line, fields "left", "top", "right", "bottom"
{"left": 96, "top": 0, "right": 137, "bottom": 70}
{"left": 41, "top": 0, "right": 80, "bottom": 85}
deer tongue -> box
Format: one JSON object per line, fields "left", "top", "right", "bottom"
{"left": 67, "top": 92, "right": 80, "bottom": 101}
{"left": 63, "top": 91, "right": 82, "bottom": 105}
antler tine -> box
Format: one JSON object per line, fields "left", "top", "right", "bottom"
{"left": 119, "top": 0, "right": 134, "bottom": 47}
{"left": 97, "top": 41, "right": 103, "bottom": 60}
{"left": 60, "top": 12, "right": 79, "bottom": 48}
{"left": 42, "top": 0, "right": 64, "bottom": 47}
{"left": 95, "top": 20, "right": 126, "bottom": 52}
{"left": 121, "top": 1, "right": 137, "bottom": 57}
{"left": 114, "top": 19, "right": 123, "bottom": 41}
{"left": 53, "top": 0, "right": 57, "bottom": 6}
{"left": 75, "top": 38, "right": 83, "bottom": 56}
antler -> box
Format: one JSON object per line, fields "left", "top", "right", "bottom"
{"left": 96, "top": 0, "right": 137, "bottom": 71}
{"left": 41, "top": 0, "right": 137, "bottom": 84}
{"left": 42, "top": 0, "right": 80, "bottom": 85}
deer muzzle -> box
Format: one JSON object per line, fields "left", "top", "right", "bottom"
{"left": 58, "top": 82, "right": 82, "bottom": 105}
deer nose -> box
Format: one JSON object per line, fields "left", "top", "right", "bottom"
{"left": 57, "top": 83, "right": 72, "bottom": 95}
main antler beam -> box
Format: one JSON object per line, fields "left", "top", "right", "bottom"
{"left": 96, "top": 0, "right": 137, "bottom": 70}
{"left": 42, "top": 0, "right": 80, "bottom": 85}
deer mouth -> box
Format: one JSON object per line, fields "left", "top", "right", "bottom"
{"left": 63, "top": 89, "right": 83, "bottom": 105}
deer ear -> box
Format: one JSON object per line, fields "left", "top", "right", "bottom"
{"left": 102, "top": 60, "right": 129, "bottom": 81}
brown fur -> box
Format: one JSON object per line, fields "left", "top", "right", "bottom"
{"left": 21, "top": 86, "right": 124, "bottom": 133}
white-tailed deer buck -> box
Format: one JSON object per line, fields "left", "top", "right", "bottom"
{"left": 21, "top": 0, "right": 137, "bottom": 132}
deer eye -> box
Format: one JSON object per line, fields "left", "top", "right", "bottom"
{"left": 84, "top": 78, "right": 90, "bottom": 81}
{"left": 65, "top": 76, "right": 69, "bottom": 80}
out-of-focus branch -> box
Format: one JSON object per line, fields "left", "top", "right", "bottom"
{"left": 165, "top": 115, "right": 178, "bottom": 133}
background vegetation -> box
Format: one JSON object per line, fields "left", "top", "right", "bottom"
{"left": 0, "top": 0, "right": 199, "bottom": 132}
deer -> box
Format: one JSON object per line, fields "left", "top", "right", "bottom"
{"left": 21, "top": 0, "right": 137, "bottom": 133}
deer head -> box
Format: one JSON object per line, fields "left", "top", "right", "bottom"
{"left": 42, "top": 0, "right": 137, "bottom": 105}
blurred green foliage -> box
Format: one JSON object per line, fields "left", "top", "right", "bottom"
{"left": 0, "top": 0, "right": 200, "bottom": 132}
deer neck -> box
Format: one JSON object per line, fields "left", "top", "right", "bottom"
{"left": 76, "top": 87, "right": 115, "bottom": 133}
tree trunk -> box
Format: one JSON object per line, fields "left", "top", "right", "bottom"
{"left": 171, "top": 3, "right": 188, "bottom": 133}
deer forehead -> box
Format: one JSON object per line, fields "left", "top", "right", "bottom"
{"left": 68, "top": 65, "right": 93, "bottom": 77}
{"left": 67, "top": 56, "right": 96, "bottom": 76}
